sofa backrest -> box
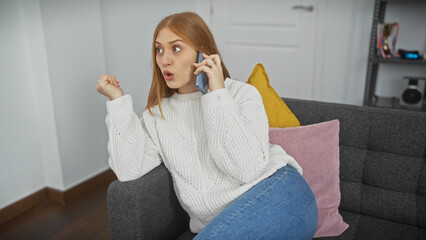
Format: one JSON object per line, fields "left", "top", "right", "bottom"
{"left": 283, "top": 98, "right": 426, "bottom": 228}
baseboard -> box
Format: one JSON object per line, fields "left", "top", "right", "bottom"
{"left": 0, "top": 168, "right": 117, "bottom": 225}
{"left": 63, "top": 168, "right": 116, "bottom": 203}
{"left": 47, "top": 187, "right": 65, "bottom": 205}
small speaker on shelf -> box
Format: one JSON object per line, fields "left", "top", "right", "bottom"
{"left": 399, "top": 76, "right": 426, "bottom": 108}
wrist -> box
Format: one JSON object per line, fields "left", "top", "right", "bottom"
{"left": 110, "top": 94, "right": 124, "bottom": 101}
{"left": 210, "top": 83, "right": 225, "bottom": 92}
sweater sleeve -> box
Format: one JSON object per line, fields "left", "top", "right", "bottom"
{"left": 105, "top": 94, "right": 162, "bottom": 182}
{"left": 201, "top": 85, "right": 270, "bottom": 184}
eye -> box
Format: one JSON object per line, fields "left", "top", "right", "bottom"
{"left": 174, "top": 46, "right": 182, "bottom": 53}
{"left": 156, "top": 47, "right": 163, "bottom": 54}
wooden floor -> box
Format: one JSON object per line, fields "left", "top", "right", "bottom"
{"left": 0, "top": 182, "right": 110, "bottom": 240}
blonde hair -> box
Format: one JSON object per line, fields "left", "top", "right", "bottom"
{"left": 145, "top": 11, "right": 230, "bottom": 119}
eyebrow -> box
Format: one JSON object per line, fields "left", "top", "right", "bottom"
{"left": 155, "top": 39, "right": 183, "bottom": 45}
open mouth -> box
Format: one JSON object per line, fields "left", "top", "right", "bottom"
{"left": 163, "top": 70, "right": 174, "bottom": 81}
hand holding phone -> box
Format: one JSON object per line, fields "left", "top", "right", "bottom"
{"left": 196, "top": 52, "right": 209, "bottom": 94}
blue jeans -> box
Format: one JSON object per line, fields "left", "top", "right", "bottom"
{"left": 193, "top": 165, "right": 318, "bottom": 240}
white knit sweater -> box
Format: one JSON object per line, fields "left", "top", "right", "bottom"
{"left": 105, "top": 78, "right": 302, "bottom": 233}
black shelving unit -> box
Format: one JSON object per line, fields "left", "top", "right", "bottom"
{"left": 373, "top": 57, "right": 426, "bottom": 65}
{"left": 363, "top": 0, "right": 426, "bottom": 112}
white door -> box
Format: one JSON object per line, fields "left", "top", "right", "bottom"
{"left": 199, "top": 0, "right": 322, "bottom": 100}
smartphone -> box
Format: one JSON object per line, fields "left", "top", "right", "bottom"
{"left": 196, "top": 52, "right": 209, "bottom": 94}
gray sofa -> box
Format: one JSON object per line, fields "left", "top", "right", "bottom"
{"left": 107, "top": 98, "right": 426, "bottom": 240}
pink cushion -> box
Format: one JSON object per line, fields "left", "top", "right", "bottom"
{"left": 269, "top": 120, "right": 349, "bottom": 238}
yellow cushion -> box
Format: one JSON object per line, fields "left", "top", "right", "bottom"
{"left": 246, "top": 63, "right": 300, "bottom": 128}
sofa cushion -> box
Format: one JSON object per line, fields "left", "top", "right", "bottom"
{"left": 246, "top": 63, "right": 300, "bottom": 128}
{"left": 316, "top": 210, "right": 426, "bottom": 240}
{"left": 368, "top": 113, "right": 426, "bottom": 157}
{"left": 269, "top": 120, "right": 348, "bottom": 237}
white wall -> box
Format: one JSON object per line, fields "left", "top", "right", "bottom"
{"left": 0, "top": 0, "right": 46, "bottom": 208}
{"left": 38, "top": 0, "right": 110, "bottom": 189}
{"left": 321, "top": 0, "right": 374, "bottom": 105}
{"left": 21, "top": 0, "right": 64, "bottom": 192}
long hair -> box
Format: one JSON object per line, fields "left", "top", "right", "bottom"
{"left": 145, "top": 12, "right": 230, "bottom": 119}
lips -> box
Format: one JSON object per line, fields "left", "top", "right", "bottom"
{"left": 163, "top": 70, "right": 174, "bottom": 81}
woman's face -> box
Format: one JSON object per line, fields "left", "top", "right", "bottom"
{"left": 155, "top": 27, "right": 198, "bottom": 94}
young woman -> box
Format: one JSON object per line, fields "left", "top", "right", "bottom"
{"left": 95, "top": 11, "right": 317, "bottom": 239}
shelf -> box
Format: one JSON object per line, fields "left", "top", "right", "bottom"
{"left": 372, "top": 96, "right": 426, "bottom": 112}
{"left": 373, "top": 57, "right": 426, "bottom": 65}
{"left": 363, "top": 0, "right": 426, "bottom": 111}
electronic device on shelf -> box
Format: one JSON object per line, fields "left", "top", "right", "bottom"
{"left": 399, "top": 76, "right": 426, "bottom": 109}
{"left": 398, "top": 49, "right": 423, "bottom": 60}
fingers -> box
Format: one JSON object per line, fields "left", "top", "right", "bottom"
{"left": 204, "top": 53, "right": 222, "bottom": 67}
{"left": 204, "top": 58, "right": 215, "bottom": 68}
{"left": 111, "top": 75, "right": 120, "bottom": 87}
{"left": 193, "top": 65, "right": 213, "bottom": 76}
{"left": 193, "top": 53, "right": 223, "bottom": 77}
{"left": 98, "top": 74, "right": 120, "bottom": 87}
{"left": 194, "top": 54, "right": 221, "bottom": 69}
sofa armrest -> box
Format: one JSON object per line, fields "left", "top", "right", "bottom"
{"left": 107, "top": 164, "right": 190, "bottom": 240}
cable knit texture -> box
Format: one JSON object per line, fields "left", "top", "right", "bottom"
{"left": 105, "top": 78, "right": 302, "bottom": 233}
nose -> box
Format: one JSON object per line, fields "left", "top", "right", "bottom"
{"left": 159, "top": 50, "right": 173, "bottom": 67}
